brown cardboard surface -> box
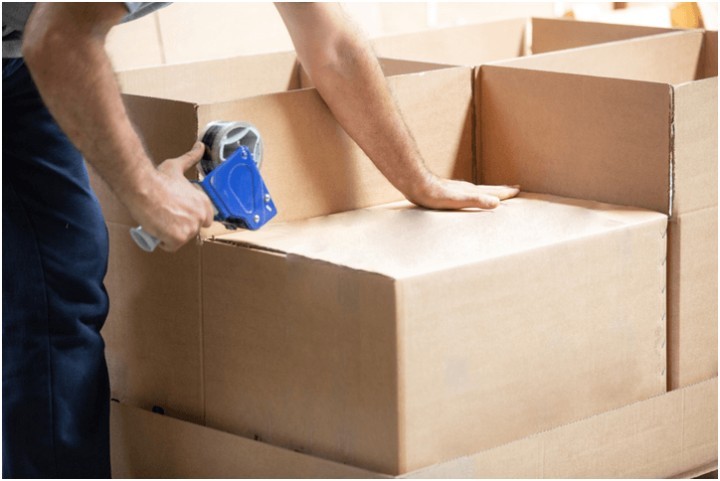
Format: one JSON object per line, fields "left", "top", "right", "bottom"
{"left": 203, "top": 193, "right": 667, "bottom": 473}
{"left": 103, "top": 222, "right": 203, "bottom": 423}
{"left": 117, "top": 51, "right": 302, "bottom": 104}
{"left": 196, "top": 66, "right": 473, "bottom": 226}
{"left": 479, "top": 29, "right": 717, "bottom": 394}
{"left": 88, "top": 95, "right": 199, "bottom": 227}
{"left": 668, "top": 207, "right": 719, "bottom": 389}
{"left": 531, "top": 17, "right": 675, "bottom": 54}
{"left": 404, "top": 377, "right": 717, "bottom": 479}
{"left": 373, "top": 17, "right": 681, "bottom": 69}
{"left": 110, "top": 378, "right": 718, "bottom": 478}
{"left": 701, "top": 30, "right": 718, "bottom": 78}
{"left": 94, "top": 58, "right": 472, "bottom": 229}
{"left": 673, "top": 78, "right": 718, "bottom": 216}
{"left": 110, "top": 402, "right": 383, "bottom": 479}
{"left": 480, "top": 68, "right": 672, "bottom": 213}
{"left": 492, "top": 31, "right": 704, "bottom": 85}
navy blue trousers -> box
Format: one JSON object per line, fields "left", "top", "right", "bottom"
{"left": 3, "top": 58, "right": 111, "bottom": 478}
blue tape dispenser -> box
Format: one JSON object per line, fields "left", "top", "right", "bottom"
{"left": 130, "top": 121, "right": 277, "bottom": 252}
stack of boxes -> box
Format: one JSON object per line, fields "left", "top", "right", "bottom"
{"left": 97, "top": 17, "right": 717, "bottom": 478}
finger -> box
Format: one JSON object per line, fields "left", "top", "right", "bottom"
{"left": 161, "top": 142, "right": 205, "bottom": 175}
{"left": 434, "top": 192, "right": 500, "bottom": 210}
{"left": 478, "top": 184, "right": 520, "bottom": 200}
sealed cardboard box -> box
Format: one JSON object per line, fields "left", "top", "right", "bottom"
{"left": 97, "top": 53, "right": 474, "bottom": 423}
{"left": 479, "top": 30, "right": 718, "bottom": 389}
{"left": 110, "top": 377, "right": 717, "bottom": 478}
{"left": 200, "top": 193, "right": 666, "bottom": 473}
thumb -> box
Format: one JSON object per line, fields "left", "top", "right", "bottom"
{"left": 160, "top": 141, "right": 205, "bottom": 175}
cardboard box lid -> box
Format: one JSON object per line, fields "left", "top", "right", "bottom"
{"left": 212, "top": 193, "right": 666, "bottom": 279}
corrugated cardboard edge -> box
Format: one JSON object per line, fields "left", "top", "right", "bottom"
{"left": 110, "top": 377, "right": 717, "bottom": 478}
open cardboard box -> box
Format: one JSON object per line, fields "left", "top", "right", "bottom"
{"left": 97, "top": 29, "right": 678, "bottom": 475}
{"left": 111, "top": 377, "right": 717, "bottom": 478}
{"left": 371, "top": 16, "right": 676, "bottom": 66}
{"left": 479, "top": 30, "right": 718, "bottom": 391}
{"left": 93, "top": 51, "right": 473, "bottom": 227}
{"left": 98, "top": 52, "right": 474, "bottom": 425}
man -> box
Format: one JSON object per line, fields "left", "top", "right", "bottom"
{"left": 3, "top": 2, "right": 519, "bottom": 477}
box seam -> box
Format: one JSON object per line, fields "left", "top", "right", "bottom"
{"left": 669, "top": 84, "right": 676, "bottom": 218}
{"left": 395, "top": 280, "right": 407, "bottom": 475}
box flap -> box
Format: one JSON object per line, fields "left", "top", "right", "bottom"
{"left": 671, "top": 78, "right": 718, "bottom": 216}
{"left": 122, "top": 95, "right": 199, "bottom": 164}
{"left": 110, "top": 402, "right": 385, "bottom": 478}
{"left": 701, "top": 30, "right": 718, "bottom": 79}
{"left": 492, "top": 31, "right": 704, "bottom": 85}
{"left": 90, "top": 95, "right": 199, "bottom": 226}
{"left": 530, "top": 17, "right": 676, "bottom": 55}
{"left": 212, "top": 193, "right": 665, "bottom": 279}
{"left": 196, "top": 66, "right": 473, "bottom": 227}
{"left": 403, "top": 377, "right": 717, "bottom": 478}
{"left": 299, "top": 57, "right": 459, "bottom": 89}
{"left": 117, "top": 51, "right": 301, "bottom": 103}
{"left": 372, "top": 17, "right": 528, "bottom": 66}
{"left": 480, "top": 67, "right": 673, "bottom": 214}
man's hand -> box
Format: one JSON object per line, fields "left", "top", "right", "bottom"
{"left": 125, "top": 142, "right": 215, "bottom": 252}
{"left": 276, "top": 3, "right": 519, "bottom": 211}
{"left": 409, "top": 174, "right": 520, "bottom": 210}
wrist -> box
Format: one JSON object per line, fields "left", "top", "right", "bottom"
{"left": 403, "top": 168, "right": 438, "bottom": 205}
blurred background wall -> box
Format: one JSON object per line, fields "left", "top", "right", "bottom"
{"left": 105, "top": 2, "right": 717, "bottom": 70}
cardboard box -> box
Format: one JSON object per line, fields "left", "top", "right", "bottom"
{"left": 98, "top": 54, "right": 474, "bottom": 423}
{"left": 110, "top": 377, "right": 717, "bottom": 478}
{"left": 479, "top": 30, "right": 718, "bottom": 389}
{"left": 92, "top": 52, "right": 473, "bottom": 227}
{"left": 104, "top": 190, "right": 668, "bottom": 474}
{"left": 372, "top": 16, "right": 675, "bottom": 66}
{"left": 201, "top": 193, "right": 666, "bottom": 473}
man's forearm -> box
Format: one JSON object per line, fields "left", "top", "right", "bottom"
{"left": 22, "top": 3, "right": 214, "bottom": 251}
{"left": 276, "top": 4, "right": 433, "bottom": 203}
{"left": 276, "top": 3, "right": 518, "bottom": 210}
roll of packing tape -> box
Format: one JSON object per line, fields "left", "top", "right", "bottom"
{"left": 130, "top": 120, "right": 264, "bottom": 252}
{"left": 199, "top": 121, "right": 263, "bottom": 176}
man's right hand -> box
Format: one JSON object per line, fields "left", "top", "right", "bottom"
{"left": 126, "top": 142, "right": 215, "bottom": 252}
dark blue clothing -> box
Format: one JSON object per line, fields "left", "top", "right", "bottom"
{"left": 3, "top": 58, "right": 111, "bottom": 478}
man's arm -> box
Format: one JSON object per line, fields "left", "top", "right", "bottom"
{"left": 275, "top": 3, "right": 519, "bottom": 210}
{"left": 22, "top": 3, "right": 214, "bottom": 251}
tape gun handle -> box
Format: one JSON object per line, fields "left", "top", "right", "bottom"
{"left": 129, "top": 225, "right": 161, "bottom": 252}
{"left": 129, "top": 184, "right": 214, "bottom": 252}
